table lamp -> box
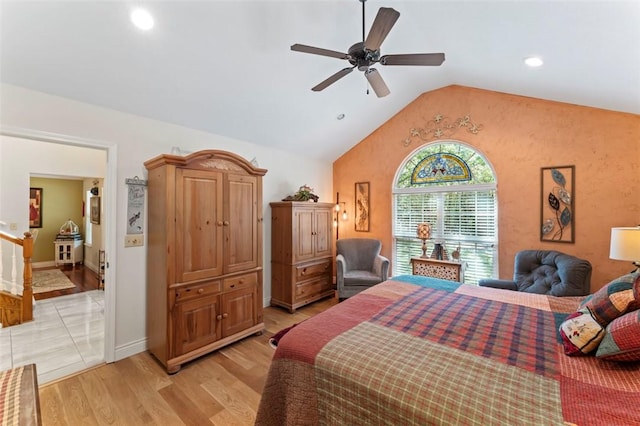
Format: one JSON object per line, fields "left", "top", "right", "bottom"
{"left": 416, "top": 223, "right": 431, "bottom": 258}
{"left": 609, "top": 227, "right": 640, "bottom": 272}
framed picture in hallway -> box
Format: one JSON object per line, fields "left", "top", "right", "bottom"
{"left": 90, "top": 196, "right": 101, "bottom": 224}
{"left": 29, "top": 187, "right": 43, "bottom": 228}
{"left": 355, "top": 182, "right": 370, "bottom": 232}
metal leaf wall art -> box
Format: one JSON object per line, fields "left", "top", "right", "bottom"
{"left": 541, "top": 166, "right": 575, "bottom": 243}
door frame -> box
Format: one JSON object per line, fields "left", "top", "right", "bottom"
{"left": 0, "top": 125, "right": 117, "bottom": 362}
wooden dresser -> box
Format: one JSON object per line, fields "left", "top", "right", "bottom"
{"left": 145, "top": 150, "right": 267, "bottom": 373}
{"left": 270, "top": 202, "right": 334, "bottom": 312}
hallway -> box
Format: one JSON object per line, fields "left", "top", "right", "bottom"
{"left": 0, "top": 289, "right": 104, "bottom": 384}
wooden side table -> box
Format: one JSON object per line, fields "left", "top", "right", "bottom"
{"left": 411, "top": 257, "right": 464, "bottom": 282}
{"left": 54, "top": 239, "right": 83, "bottom": 267}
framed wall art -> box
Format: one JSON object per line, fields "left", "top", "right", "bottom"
{"left": 355, "top": 182, "right": 370, "bottom": 232}
{"left": 90, "top": 196, "right": 101, "bottom": 225}
{"left": 29, "top": 187, "right": 43, "bottom": 228}
{"left": 540, "top": 165, "right": 574, "bottom": 243}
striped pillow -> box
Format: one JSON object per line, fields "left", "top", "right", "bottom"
{"left": 596, "top": 309, "right": 640, "bottom": 361}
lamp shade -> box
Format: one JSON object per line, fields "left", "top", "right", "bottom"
{"left": 416, "top": 223, "right": 431, "bottom": 239}
{"left": 609, "top": 227, "right": 640, "bottom": 261}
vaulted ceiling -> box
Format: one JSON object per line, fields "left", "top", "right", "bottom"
{"left": 1, "top": 1, "right": 638, "bottom": 162}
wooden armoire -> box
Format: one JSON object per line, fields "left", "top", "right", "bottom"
{"left": 270, "top": 202, "right": 335, "bottom": 313}
{"left": 144, "top": 150, "right": 267, "bottom": 373}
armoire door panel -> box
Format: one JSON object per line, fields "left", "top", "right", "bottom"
{"left": 293, "top": 209, "right": 315, "bottom": 262}
{"left": 176, "top": 169, "right": 224, "bottom": 282}
{"left": 225, "top": 174, "right": 258, "bottom": 273}
{"left": 221, "top": 287, "right": 257, "bottom": 337}
{"left": 314, "top": 208, "right": 333, "bottom": 257}
{"left": 174, "top": 295, "right": 221, "bottom": 356}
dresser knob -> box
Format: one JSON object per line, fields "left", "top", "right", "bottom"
{"left": 217, "top": 315, "right": 222, "bottom": 320}
{"left": 222, "top": 313, "right": 228, "bottom": 319}
{"left": 197, "top": 288, "right": 204, "bottom": 294}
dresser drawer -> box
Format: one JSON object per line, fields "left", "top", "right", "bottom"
{"left": 295, "top": 260, "right": 331, "bottom": 282}
{"left": 295, "top": 276, "right": 332, "bottom": 301}
{"left": 175, "top": 280, "right": 221, "bottom": 302}
{"left": 223, "top": 272, "right": 257, "bottom": 292}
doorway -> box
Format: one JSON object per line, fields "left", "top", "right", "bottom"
{"left": 0, "top": 131, "right": 115, "bottom": 384}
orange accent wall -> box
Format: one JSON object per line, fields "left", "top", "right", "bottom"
{"left": 333, "top": 85, "right": 640, "bottom": 292}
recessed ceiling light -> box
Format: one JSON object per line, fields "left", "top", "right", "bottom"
{"left": 131, "top": 8, "right": 154, "bottom": 30}
{"left": 524, "top": 56, "right": 543, "bottom": 67}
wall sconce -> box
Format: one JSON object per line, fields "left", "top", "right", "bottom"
{"left": 335, "top": 192, "right": 348, "bottom": 240}
{"left": 339, "top": 203, "right": 348, "bottom": 221}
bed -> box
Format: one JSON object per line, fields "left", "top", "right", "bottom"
{"left": 255, "top": 274, "right": 640, "bottom": 425}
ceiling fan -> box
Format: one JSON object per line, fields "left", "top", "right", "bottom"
{"left": 291, "top": 0, "right": 445, "bottom": 98}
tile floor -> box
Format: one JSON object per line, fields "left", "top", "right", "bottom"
{"left": 0, "top": 290, "right": 105, "bottom": 384}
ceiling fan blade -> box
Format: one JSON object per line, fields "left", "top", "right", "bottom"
{"left": 380, "top": 53, "right": 446, "bottom": 66}
{"left": 364, "top": 68, "right": 390, "bottom": 98}
{"left": 364, "top": 7, "right": 400, "bottom": 52}
{"left": 311, "top": 67, "right": 355, "bottom": 92}
{"left": 291, "top": 44, "right": 348, "bottom": 60}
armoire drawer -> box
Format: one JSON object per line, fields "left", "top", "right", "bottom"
{"left": 295, "top": 277, "right": 332, "bottom": 301}
{"left": 223, "top": 272, "right": 257, "bottom": 292}
{"left": 295, "top": 260, "right": 331, "bottom": 282}
{"left": 174, "top": 280, "right": 221, "bottom": 302}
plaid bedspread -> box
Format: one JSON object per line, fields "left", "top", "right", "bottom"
{"left": 255, "top": 276, "right": 640, "bottom": 425}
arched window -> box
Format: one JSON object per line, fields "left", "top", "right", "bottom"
{"left": 392, "top": 141, "right": 498, "bottom": 284}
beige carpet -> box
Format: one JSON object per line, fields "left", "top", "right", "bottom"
{"left": 32, "top": 269, "right": 76, "bottom": 294}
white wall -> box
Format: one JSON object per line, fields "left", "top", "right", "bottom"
{"left": 0, "top": 137, "right": 106, "bottom": 289}
{"left": 0, "top": 83, "right": 334, "bottom": 360}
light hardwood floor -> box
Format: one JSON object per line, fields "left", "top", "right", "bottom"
{"left": 38, "top": 296, "right": 338, "bottom": 425}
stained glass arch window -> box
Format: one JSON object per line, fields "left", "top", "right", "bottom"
{"left": 411, "top": 153, "right": 472, "bottom": 184}
{"left": 397, "top": 141, "right": 496, "bottom": 188}
{"left": 392, "top": 141, "right": 498, "bottom": 284}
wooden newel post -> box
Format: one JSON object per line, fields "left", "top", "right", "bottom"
{"left": 22, "top": 232, "right": 34, "bottom": 322}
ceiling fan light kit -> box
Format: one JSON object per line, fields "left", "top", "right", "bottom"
{"left": 291, "top": 0, "right": 445, "bottom": 98}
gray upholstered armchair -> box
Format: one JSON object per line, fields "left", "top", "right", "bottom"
{"left": 336, "top": 238, "right": 390, "bottom": 300}
{"left": 479, "top": 250, "right": 592, "bottom": 296}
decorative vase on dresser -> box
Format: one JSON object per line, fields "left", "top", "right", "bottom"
{"left": 270, "top": 201, "right": 335, "bottom": 313}
{"left": 144, "top": 150, "right": 267, "bottom": 374}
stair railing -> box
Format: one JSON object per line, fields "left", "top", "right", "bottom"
{"left": 0, "top": 231, "right": 34, "bottom": 326}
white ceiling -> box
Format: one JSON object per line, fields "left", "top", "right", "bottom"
{"left": 1, "top": 1, "right": 639, "bottom": 162}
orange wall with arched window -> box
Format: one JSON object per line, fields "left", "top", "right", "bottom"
{"left": 333, "top": 85, "right": 640, "bottom": 292}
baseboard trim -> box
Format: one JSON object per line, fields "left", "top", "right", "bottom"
{"left": 115, "top": 337, "right": 147, "bottom": 362}
{"left": 33, "top": 261, "right": 55, "bottom": 269}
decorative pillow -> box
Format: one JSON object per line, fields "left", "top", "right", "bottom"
{"left": 559, "top": 272, "right": 639, "bottom": 356}
{"left": 596, "top": 309, "right": 640, "bottom": 361}
{"left": 559, "top": 309, "right": 606, "bottom": 355}
{"left": 578, "top": 272, "right": 640, "bottom": 326}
